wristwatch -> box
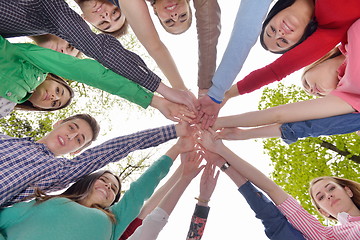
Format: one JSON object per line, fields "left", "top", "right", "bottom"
{"left": 220, "top": 162, "right": 231, "bottom": 171}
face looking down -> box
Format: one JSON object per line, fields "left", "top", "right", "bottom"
{"left": 79, "top": 0, "right": 125, "bottom": 33}
{"left": 152, "top": 0, "right": 191, "bottom": 34}
{"left": 28, "top": 79, "right": 72, "bottom": 110}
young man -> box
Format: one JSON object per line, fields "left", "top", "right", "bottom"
{"left": 0, "top": 113, "right": 192, "bottom": 207}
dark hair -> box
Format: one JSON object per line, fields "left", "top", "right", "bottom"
{"left": 62, "top": 113, "right": 100, "bottom": 148}
{"left": 97, "top": 19, "right": 129, "bottom": 38}
{"left": 260, "top": 0, "right": 318, "bottom": 54}
{"left": 152, "top": 0, "right": 192, "bottom": 35}
{"left": 309, "top": 176, "right": 360, "bottom": 221}
{"left": 35, "top": 170, "right": 122, "bottom": 223}
{"left": 16, "top": 74, "right": 74, "bottom": 111}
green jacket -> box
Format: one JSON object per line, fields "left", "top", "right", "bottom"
{"left": 0, "top": 36, "right": 153, "bottom": 108}
{"left": 0, "top": 155, "right": 173, "bottom": 240}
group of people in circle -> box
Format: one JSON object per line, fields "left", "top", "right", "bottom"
{"left": 0, "top": 0, "right": 360, "bottom": 239}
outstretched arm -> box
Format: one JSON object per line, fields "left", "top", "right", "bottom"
{"left": 119, "top": 0, "right": 186, "bottom": 90}
{"left": 213, "top": 95, "right": 354, "bottom": 130}
{"left": 197, "top": 129, "right": 288, "bottom": 205}
{"left": 186, "top": 163, "right": 219, "bottom": 240}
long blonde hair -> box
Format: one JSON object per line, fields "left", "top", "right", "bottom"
{"left": 309, "top": 176, "right": 360, "bottom": 220}
{"left": 301, "top": 47, "right": 342, "bottom": 82}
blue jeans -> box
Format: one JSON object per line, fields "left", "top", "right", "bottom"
{"left": 280, "top": 113, "right": 360, "bottom": 144}
{"left": 238, "top": 182, "right": 305, "bottom": 240}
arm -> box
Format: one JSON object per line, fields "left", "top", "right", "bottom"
{"left": 213, "top": 95, "right": 355, "bottom": 129}
{"left": 186, "top": 163, "right": 219, "bottom": 240}
{"left": 215, "top": 124, "right": 282, "bottom": 141}
{"left": 207, "top": 0, "right": 272, "bottom": 101}
{"left": 236, "top": 28, "right": 346, "bottom": 95}
{"left": 43, "top": 0, "right": 162, "bottom": 92}
{"left": 119, "top": 0, "right": 186, "bottom": 90}
{"left": 196, "top": 0, "right": 272, "bottom": 129}
{"left": 137, "top": 165, "right": 183, "bottom": 219}
{"left": 111, "top": 138, "right": 196, "bottom": 238}
{"left": 197, "top": 129, "right": 288, "bottom": 205}
{"left": 14, "top": 42, "right": 153, "bottom": 109}
{"left": 194, "top": 0, "right": 221, "bottom": 90}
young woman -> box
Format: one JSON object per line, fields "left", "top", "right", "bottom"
{"left": 0, "top": 74, "right": 74, "bottom": 119}
{"left": 197, "top": 0, "right": 360, "bottom": 128}
{"left": 212, "top": 19, "right": 360, "bottom": 138}
{"left": 197, "top": 129, "right": 360, "bottom": 239}
{"left": 2, "top": 36, "right": 195, "bottom": 122}
{"left": 0, "top": 136, "right": 195, "bottom": 239}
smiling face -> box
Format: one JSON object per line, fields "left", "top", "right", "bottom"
{"left": 33, "top": 34, "right": 80, "bottom": 57}
{"left": 152, "top": 0, "right": 191, "bottom": 34}
{"left": 311, "top": 179, "right": 355, "bottom": 219}
{"left": 28, "top": 79, "right": 72, "bottom": 110}
{"left": 79, "top": 0, "right": 125, "bottom": 33}
{"left": 301, "top": 54, "right": 344, "bottom": 97}
{"left": 37, "top": 118, "right": 93, "bottom": 156}
{"left": 81, "top": 173, "right": 120, "bottom": 208}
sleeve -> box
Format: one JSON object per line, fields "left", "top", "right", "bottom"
{"left": 110, "top": 156, "right": 173, "bottom": 239}
{"left": 277, "top": 196, "right": 331, "bottom": 240}
{"left": 0, "top": 201, "right": 34, "bottom": 231}
{"left": 236, "top": 28, "right": 346, "bottom": 95}
{"left": 330, "top": 20, "right": 360, "bottom": 111}
{"left": 186, "top": 204, "right": 210, "bottom": 240}
{"left": 280, "top": 113, "right": 360, "bottom": 144}
{"left": 238, "top": 181, "right": 305, "bottom": 240}
{"left": 119, "top": 218, "right": 143, "bottom": 240}
{"left": 127, "top": 207, "right": 169, "bottom": 240}
{"left": 42, "top": 0, "right": 161, "bottom": 92}
{"left": 207, "top": 0, "right": 272, "bottom": 101}
{"left": 193, "top": 0, "right": 221, "bottom": 90}
{"left": 15, "top": 43, "right": 153, "bottom": 109}
{"left": 5, "top": 125, "right": 177, "bottom": 206}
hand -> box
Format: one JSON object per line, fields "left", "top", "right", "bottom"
{"left": 203, "top": 150, "right": 226, "bottom": 168}
{"left": 199, "top": 163, "right": 220, "bottom": 201}
{"left": 196, "top": 128, "right": 224, "bottom": 153}
{"left": 180, "top": 151, "right": 205, "bottom": 180}
{"left": 195, "top": 95, "right": 222, "bottom": 129}
{"left": 175, "top": 121, "right": 196, "bottom": 137}
{"left": 216, "top": 127, "right": 245, "bottom": 140}
{"left": 175, "top": 136, "right": 196, "bottom": 153}
{"left": 157, "top": 84, "right": 199, "bottom": 113}
{"left": 151, "top": 96, "right": 196, "bottom": 123}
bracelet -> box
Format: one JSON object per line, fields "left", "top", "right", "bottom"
{"left": 220, "top": 162, "right": 231, "bottom": 171}
{"left": 209, "top": 96, "right": 222, "bottom": 104}
{"left": 195, "top": 197, "right": 210, "bottom": 203}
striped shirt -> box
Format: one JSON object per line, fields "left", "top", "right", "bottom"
{"left": 0, "top": 0, "right": 161, "bottom": 92}
{"left": 0, "top": 125, "right": 176, "bottom": 207}
{"left": 278, "top": 196, "right": 360, "bottom": 240}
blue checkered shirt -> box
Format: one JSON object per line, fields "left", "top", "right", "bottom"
{"left": 0, "top": 125, "right": 176, "bottom": 207}
{"left": 0, "top": 0, "right": 161, "bottom": 92}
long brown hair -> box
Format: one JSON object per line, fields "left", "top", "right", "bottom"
{"left": 309, "top": 176, "right": 360, "bottom": 220}
{"left": 34, "top": 170, "right": 122, "bottom": 223}
{"left": 16, "top": 73, "right": 74, "bottom": 111}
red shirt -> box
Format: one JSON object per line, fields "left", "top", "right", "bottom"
{"left": 237, "top": 0, "right": 360, "bottom": 95}
{"left": 119, "top": 218, "right": 143, "bottom": 240}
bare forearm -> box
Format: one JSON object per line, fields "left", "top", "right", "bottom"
{"left": 138, "top": 166, "right": 182, "bottom": 219}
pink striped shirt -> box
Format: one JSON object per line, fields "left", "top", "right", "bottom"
{"left": 277, "top": 196, "right": 360, "bottom": 240}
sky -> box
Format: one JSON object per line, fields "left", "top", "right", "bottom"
{"left": 8, "top": 1, "right": 304, "bottom": 239}
{"left": 104, "top": 1, "right": 303, "bottom": 239}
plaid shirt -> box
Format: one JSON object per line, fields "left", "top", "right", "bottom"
{"left": 0, "top": 125, "right": 176, "bottom": 207}
{"left": 0, "top": 0, "right": 161, "bottom": 92}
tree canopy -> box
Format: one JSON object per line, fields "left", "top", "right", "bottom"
{"left": 259, "top": 83, "right": 360, "bottom": 222}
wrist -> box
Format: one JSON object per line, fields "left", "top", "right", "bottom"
{"left": 220, "top": 161, "right": 231, "bottom": 171}
{"left": 209, "top": 95, "right": 222, "bottom": 104}
{"left": 195, "top": 196, "right": 210, "bottom": 206}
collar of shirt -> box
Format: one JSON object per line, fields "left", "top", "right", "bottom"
{"left": 337, "top": 212, "right": 360, "bottom": 224}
